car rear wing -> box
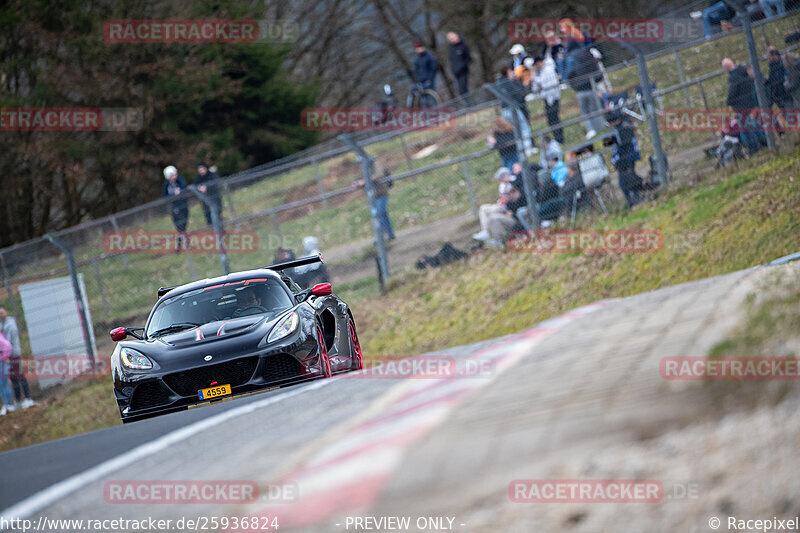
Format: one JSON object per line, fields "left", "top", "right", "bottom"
{"left": 264, "top": 254, "right": 323, "bottom": 272}
{"left": 155, "top": 255, "right": 323, "bottom": 298}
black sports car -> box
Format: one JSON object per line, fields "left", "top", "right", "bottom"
{"left": 109, "top": 255, "right": 363, "bottom": 422}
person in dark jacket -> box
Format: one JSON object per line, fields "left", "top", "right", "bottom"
{"left": 723, "top": 58, "right": 757, "bottom": 111}
{"left": 784, "top": 52, "right": 800, "bottom": 108}
{"left": 605, "top": 110, "right": 648, "bottom": 208}
{"left": 195, "top": 162, "right": 223, "bottom": 226}
{"left": 162, "top": 165, "right": 189, "bottom": 250}
{"left": 447, "top": 32, "right": 472, "bottom": 103}
{"left": 765, "top": 47, "right": 792, "bottom": 109}
{"left": 565, "top": 41, "right": 604, "bottom": 138}
{"left": 413, "top": 41, "right": 438, "bottom": 90}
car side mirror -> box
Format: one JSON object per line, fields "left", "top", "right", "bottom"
{"left": 110, "top": 327, "right": 127, "bottom": 342}
{"left": 110, "top": 327, "right": 144, "bottom": 342}
{"left": 311, "top": 283, "right": 332, "bottom": 296}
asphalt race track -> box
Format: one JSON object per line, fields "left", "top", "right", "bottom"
{"left": 0, "top": 261, "right": 797, "bottom": 532}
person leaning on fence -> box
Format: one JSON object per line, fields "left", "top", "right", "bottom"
{"left": 354, "top": 166, "right": 395, "bottom": 242}
{"left": 0, "top": 307, "right": 33, "bottom": 410}
{"left": 162, "top": 165, "right": 189, "bottom": 252}
{"left": 605, "top": 110, "right": 657, "bottom": 208}
{"left": 487, "top": 117, "right": 518, "bottom": 169}
{"left": 195, "top": 162, "right": 223, "bottom": 227}
{"left": 497, "top": 66, "right": 535, "bottom": 154}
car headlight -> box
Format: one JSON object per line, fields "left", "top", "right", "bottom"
{"left": 120, "top": 347, "right": 153, "bottom": 370}
{"left": 267, "top": 311, "right": 299, "bottom": 343}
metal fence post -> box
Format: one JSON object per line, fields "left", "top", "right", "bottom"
{"left": 108, "top": 215, "right": 129, "bottom": 268}
{"left": 92, "top": 258, "right": 111, "bottom": 317}
{"left": 674, "top": 51, "right": 692, "bottom": 107}
{"left": 0, "top": 252, "right": 19, "bottom": 319}
{"left": 313, "top": 157, "right": 328, "bottom": 209}
{"left": 338, "top": 134, "right": 390, "bottom": 290}
{"left": 618, "top": 42, "right": 669, "bottom": 185}
{"left": 223, "top": 182, "right": 238, "bottom": 221}
{"left": 400, "top": 136, "right": 415, "bottom": 170}
{"left": 45, "top": 234, "right": 95, "bottom": 363}
{"left": 461, "top": 160, "right": 478, "bottom": 219}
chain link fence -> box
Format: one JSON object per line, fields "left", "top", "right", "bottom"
{"left": 1, "top": 10, "right": 799, "bottom": 397}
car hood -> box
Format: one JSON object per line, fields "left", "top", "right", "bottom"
{"left": 156, "top": 315, "right": 263, "bottom": 347}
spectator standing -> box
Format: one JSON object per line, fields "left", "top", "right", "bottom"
{"left": 0, "top": 307, "right": 33, "bottom": 409}
{"left": 509, "top": 44, "right": 527, "bottom": 70}
{"left": 723, "top": 58, "right": 757, "bottom": 111}
{"left": 195, "top": 162, "right": 223, "bottom": 226}
{"left": 565, "top": 41, "right": 605, "bottom": 139}
{"left": 532, "top": 55, "right": 563, "bottom": 144}
{"left": 162, "top": 165, "right": 189, "bottom": 251}
{"left": 784, "top": 52, "right": 800, "bottom": 108}
{"left": 292, "top": 236, "right": 330, "bottom": 288}
{"left": 447, "top": 32, "right": 472, "bottom": 104}
{"left": 0, "top": 330, "right": 13, "bottom": 415}
{"left": 765, "top": 47, "right": 792, "bottom": 110}
{"left": 413, "top": 41, "right": 438, "bottom": 91}
{"left": 516, "top": 57, "right": 535, "bottom": 89}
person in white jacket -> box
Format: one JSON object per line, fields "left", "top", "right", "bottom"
{"left": 532, "top": 54, "right": 563, "bottom": 144}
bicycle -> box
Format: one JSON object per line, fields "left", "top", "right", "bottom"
{"left": 406, "top": 81, "right": 440, "bottom": 109}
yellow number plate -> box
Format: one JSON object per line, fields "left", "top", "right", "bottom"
{"left": 198, "top": 383, "right": 231, "bottom": 400}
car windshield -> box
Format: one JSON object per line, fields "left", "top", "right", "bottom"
{"left": 146, "top": 278, "right": 294, "bottom": 338}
